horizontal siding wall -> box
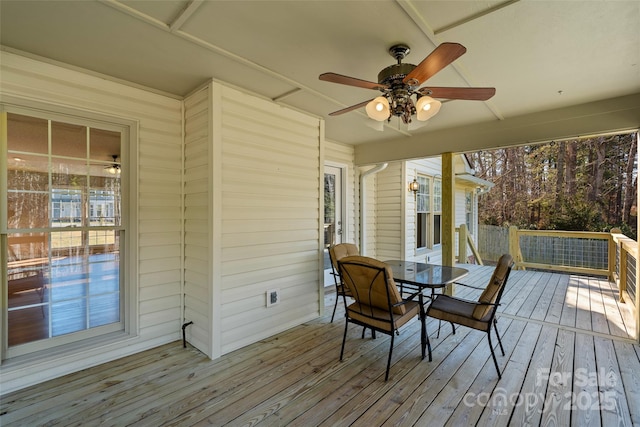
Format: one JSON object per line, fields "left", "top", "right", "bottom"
{"left": 217, "top": 85, "right": 321, "bottom": 355}
{"left": 375, "top": 162, "right": 403, "bottom": 260}
{"left": 183, "top": 86, "right": 213, "bottom": 357}
{"left": 360, "top": 167, "right": 378, "bottom": 258}
{"left": 0, "top": 51, "right": 183, "bottom": 393}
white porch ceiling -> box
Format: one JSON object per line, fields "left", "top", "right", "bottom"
{"left": 1, "top": 0, "right": 639, "bottom": 160}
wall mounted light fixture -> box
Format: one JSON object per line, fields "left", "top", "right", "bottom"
{"left": 409, "top": 178, "right": 419, "bottom": 195}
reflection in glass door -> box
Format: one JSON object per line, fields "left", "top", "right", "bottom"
{"left": 324, "top": 165, "right": 343, "bottom": 286}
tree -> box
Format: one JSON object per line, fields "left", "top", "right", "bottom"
{"left": 473, "top": 132, "right": 638, "bottom": 239}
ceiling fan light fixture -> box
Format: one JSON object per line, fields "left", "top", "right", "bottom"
{"left": 415, "top": 96, "right": 441, "bottom": 121}
{"left": 105, "top": 154, "right": 121, "bottom": 175}
{"left": 365, "top": 96, "right": 390, "bottom": 121}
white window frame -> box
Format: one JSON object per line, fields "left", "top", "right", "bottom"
{"left": 465, "top": 189, "right": 474, "bottom": 234}
{"left": 415, "top": 175, "right": 443, "bottom": 251}
{"left": 416, "top": 175, "right": 430, "bottom": 250}
{"left": 433, "top": 178, "right": 442, "bottom": 247}
{"left": 1, "top": 99, "right": 138, "bottom": 361}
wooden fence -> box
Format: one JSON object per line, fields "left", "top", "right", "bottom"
{"left": 474, "top": 224, "right": 638, "bottom": 342}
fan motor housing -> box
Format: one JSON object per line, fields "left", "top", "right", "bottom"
{"left": 378, "top": 63, "right": 417, "bottom": 87}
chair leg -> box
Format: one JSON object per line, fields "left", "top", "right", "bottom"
{"left": 419, "top": 299, "right": 431, "bottom": 361}
{"left": 487, "top": 329, "right": 502, "bottom": 379}
{"left": 385, "top": 334, "right": 395, "bottom": 381}
{"left": 493, "top": 318, "right": 505, "bottom": 355}
{"left": 330, "top": 294, "right": 339, "bottom": 323}
{"left": 423, "top": 317, "right": 432, "bottom": 362}
{"left": 340, "top": 319, "right": 349, "bottom": 361}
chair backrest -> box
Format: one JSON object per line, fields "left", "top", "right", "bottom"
{"left": 329, "top": 243, "right": 360, "bottom": 270}
{"left": 472, "top": 253, "right": 514, "bottom": 320}
{"left": 338, "top": 255, "right": 406, "bottom": 315}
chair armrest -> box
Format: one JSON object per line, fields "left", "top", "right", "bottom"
{"left": 453, "top": 281, "right": 486, "bottom": 291}
{"left": 475, "top": 301, "right": 500, "bottom": 307}
{"left": 397, "top": 289, "right": 422, "bottom": 303}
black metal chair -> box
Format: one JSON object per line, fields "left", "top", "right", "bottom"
{"left": 328, "top": 243, "right": 360, "bottom": 322}
{"left": 425, "top": 254, "right": 514, "bottom": 378}
{"left": 338, "top": 255, "right": 429, "bottom": 381}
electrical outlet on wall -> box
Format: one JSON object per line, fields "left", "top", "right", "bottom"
{"left": 266, "top": 289, "right": 280, "bottom": 307}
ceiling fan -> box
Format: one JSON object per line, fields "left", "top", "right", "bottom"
{"left": 105, "top": 155, "right": 121, "bottom": 175}
{"left": 319, "top": 42, "right": 495, "bottom": 125}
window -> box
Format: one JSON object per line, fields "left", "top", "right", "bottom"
{"left": 416, "top": 176, "right": 430, "bottom": 249}
{"left": 416, "top": 175, "right": 442, "bottom": 250}
{"left": 465, "top": 190, "right": 474, "bottom": 234}
{"left": 3, "top": 108, "right": 127, "bottom": 357}
{"left": 433, "top": 179, "right": 442, "bottom": 246}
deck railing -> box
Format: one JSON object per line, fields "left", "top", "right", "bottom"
{"left": 473, "top": 225, "right": 639, "bottom": 342}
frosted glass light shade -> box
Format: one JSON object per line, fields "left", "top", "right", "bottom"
{"left": 365, "top": 96, "right": 390, "bottom": 121}
{"left": 415, "top": 96, "right": 442, "bottom": 121}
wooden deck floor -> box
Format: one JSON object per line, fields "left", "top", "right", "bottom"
{"left": 2, "top": 265, "right": 639, "bottom": 426}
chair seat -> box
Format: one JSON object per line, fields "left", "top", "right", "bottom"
{"left": 425, "top": 254, "right": 513, "bottom": 379}
{"left": 427, "top": 295, "right": 491, "bottom": 332}
{"left": 347, "top": 300, "right": 420, "bottom": 332}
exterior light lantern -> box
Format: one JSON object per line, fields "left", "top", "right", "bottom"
{"left": 409, "top": 178, "right": 419, "bottom": 195}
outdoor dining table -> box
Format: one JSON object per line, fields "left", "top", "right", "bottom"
{"left": 384, "top": 260, "right": 469, "bottom": 300}
{"left": 384, "top": 260, "right": 469, "bottom": 358}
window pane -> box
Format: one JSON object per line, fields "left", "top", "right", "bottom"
{"left": 7, "top": 154, "right": 49, "bottom": 192}
{"left": 417, "top": 176, "right": 430, "bottom": 213}
{"left": 417, "top": 213, "right": 427, "bottom": 248}
{"left": 88, "top": 230, "right": 118, "bottom": 250}
{"left": 51, "top": 230, "right": 83, "bottom": 252}
{"left": 51, "top": 189, "right": 84, "bottom": 228}
{"left": 51, "top": 255, "right": 89, "bottom": 301}
{"left": 51, "top": 121, "right": 87, "bottom": 158}
{"left": 434, "top": 214, "right": 442, "bottom": 245}
{"left": 7, "top": 233, "right": 51, "bottom": 346}
{"left": 8, "top": 307, "right": 49, "bottom": 346}
{"left": 51, "top": 157, "right": 88, "bottom": 188}
{"left": 7, "top": 192, "right": 49, "bottom": 229}
{"left": 434, "top": 180, "right": 442, "bottom": 212}
{"left": 7, "top": 113, "right": 48, "bottom": 154}
{"left": 90, "top": 294, "right": 120, "bottom": 327}
{"left": 89, "top": 128, "right": 120, "bottom": 162}
{"left": 52, "top": 300, "right": 87, "bottom": 336}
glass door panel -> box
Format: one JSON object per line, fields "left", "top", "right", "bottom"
{"left": 323, "top": 165, "right": 344, "bottom": 286}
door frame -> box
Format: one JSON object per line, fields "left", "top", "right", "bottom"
{"left": 323, "top": 162, "right": 348, "bottom": 287}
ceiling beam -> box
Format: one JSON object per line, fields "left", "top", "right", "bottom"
{"left": 169, "top": 0, "right": 205, "bottom": 32}
{"left": 434, "top": 0, "right": 521, "bottom": 35}
{"left": 396, "top": 0, "right": 504, "bottom": 121}
{"left": 354, "top": 93, "right": 640, "bottom": 165}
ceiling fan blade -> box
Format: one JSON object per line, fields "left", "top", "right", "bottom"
{"left": 403, "top": 42, "right": 467, "bottom": 86}
{"left": 320, "top": 73, "right": 388, "bottom": 90}
{"left": 328, "top": 99, "right": 373, "bottom": 116}
{"left": 419, "top": 86, "right": 496, "bottom": 101}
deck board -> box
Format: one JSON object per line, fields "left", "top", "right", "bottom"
{"left": 1, "top": 266, "right": 637, "bottom": 427}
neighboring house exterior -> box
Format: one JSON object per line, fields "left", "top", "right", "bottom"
{"left": 1, "top": 51, "right": 487, "bottom": 393}
{"left": 366, "top": 156, "right": 491, "bottom": 266}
